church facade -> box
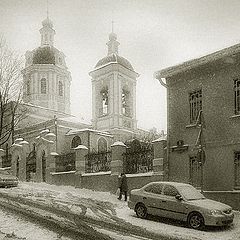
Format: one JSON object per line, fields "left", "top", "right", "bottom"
{"left": 0, "top": 17, "right": 163, "bottom": 187}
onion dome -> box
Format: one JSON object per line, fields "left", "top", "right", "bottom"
{"left": 32, "top": 46, "right": 55, "bottom": 64}
{"left": 95, "top": 31, "right": 134, "bottom": 71}
{"left": 42, "top": 17, "right": 53, "bottom": 28}
{"left": 95, "top": 53, "right": 134, "bottom": 71}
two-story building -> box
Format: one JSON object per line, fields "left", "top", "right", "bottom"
{"left": 155, "top": 43, "right": 240, "bottom": 209}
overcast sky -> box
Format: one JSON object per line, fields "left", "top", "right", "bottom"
{"left": 1, "top": 0, "right": 240, "bottom": 132}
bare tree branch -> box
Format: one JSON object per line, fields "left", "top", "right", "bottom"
{"left": 0, "top": 35, "right": 24, "bottom": 148}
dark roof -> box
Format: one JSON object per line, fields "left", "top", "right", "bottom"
{"left": 95, "top": 53, "right": 134, "bottom": 71}
{"left": 32, "top": 46, "right": 55, "bottom": 65}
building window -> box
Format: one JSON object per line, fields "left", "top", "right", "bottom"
{"left": 234, "top": 152, "right": 240, "bottom": 188}
{"left": 189, "top": 155, "right": 201, "bottom": 188}
{"left": 59, "top": 81, "right": 63, "bottom": 96}
{"left": 234, "top": 79, "right": 240, "bottom": 115}
{"left": 41, "top": 78, "right": 47, "bottom": 94}
{"left": 122, "top": 89, "right": 131, "bottom": 117}
{"left": 71, "top": 136, "right": 81, "bottom": 148}
{"left": 98, "top": 137, "right": 107, "bottom": 152}
{"left": 189, "top": 89, "right": 202, "bottom": 124}
{"left": 99, "top": 87, "right": 108, "bottom": 116}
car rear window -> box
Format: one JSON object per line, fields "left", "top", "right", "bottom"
{"left": 144, "top": 183, "right": 163, "bottom": 195}
{"left": 163, "top": 185, "right": 179, "bottom": 196}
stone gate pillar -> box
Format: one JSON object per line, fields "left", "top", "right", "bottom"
{"left": 36, "top": 130, "right": 56, "bottom": 183}
{"left": 74, "top": 145, "right": 88, "bottom": 188}
{"left": 110, "top": 141, "right": 127, "bottom": 193}
{"left": 152, "top": 137, "right": 167, "bottom": 177}
{"left": 10, "top": 138, "right": 30, "bottom": 181}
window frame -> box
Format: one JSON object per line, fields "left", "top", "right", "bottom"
{"left": 40, "top": 78, "right": 47, "bottom": 94}
{"left": 234, "top": 79, "right": 240, "bottom": 115}
{"left": 58, "top": 81, "right": 63, "bottom": 96}
{"left": 189, "top": 89, "right": 202, "bottom": 124}
{"left": 234, "top": 151, "right": 240, "bottom": 189}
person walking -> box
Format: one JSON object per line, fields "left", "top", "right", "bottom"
{"left": 118, "top": 173, "right": 128, "bottom": 201}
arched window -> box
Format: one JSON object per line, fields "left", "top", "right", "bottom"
{"left": 100, "top": 87, "right": 108, "bottom": 116}
{"left": 59, "top": 57, "right": 62, "bottom": 65}
{"left": 26, "top": 80, "right": 30, "bottom": 95}
{"left": 71, "top": 136, "right": 81, "bottom": 148}
{"left": 59, "top": 81, "right": 63, "bottom": 96}
{"left": 122, "top": 88, "right": 131, "bottom": 116}
{"left": 98, "top": 137, "right": 107, "bottom": 152}
{"left": 41, "top": 78, "right": 47, "bottom": 94}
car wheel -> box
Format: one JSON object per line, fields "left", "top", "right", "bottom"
{"left": 135, "top": 203, "right": 147, "bottom": 219}
{"left": 188, "top": 212, "right": 204, "bottom": 230}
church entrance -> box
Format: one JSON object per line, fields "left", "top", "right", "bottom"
{"left": 42, "top": 150, "right": 46, "bottom": 182}
{"left": 26, "top": 144, "right": 36, "bottom": 182}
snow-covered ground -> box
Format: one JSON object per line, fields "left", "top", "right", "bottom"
{"left": 0, "top": 182, "right": 239, "bottom": 240}
{"left": 0, "top": 206, "right": 72, "bottom": 240}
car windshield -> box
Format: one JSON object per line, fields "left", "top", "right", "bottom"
{"left": 178, "top": 185, "right": 205, "bottom": 200}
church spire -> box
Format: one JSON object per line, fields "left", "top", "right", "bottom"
{"left": 106, "top": 21, "right": 120, "bottom": 55}
{"left": 39, "top": 1, "right": 55, "bottom": 47}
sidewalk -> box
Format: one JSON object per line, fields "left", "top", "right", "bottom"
{"left": 0, "top": 182, "right": 239, "bottom": 240}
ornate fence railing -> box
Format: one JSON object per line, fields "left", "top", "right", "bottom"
{"left": 55, "top": 152, "right": 76, "bottom": 172}
{"left": 123, "top": 144, "right": 154, "bottom": 174}
{"left": 2, "top": 154, "right": 12, "bottom": 168}
{"left": 85, "top": 151, "right": 112, "bottom": 173}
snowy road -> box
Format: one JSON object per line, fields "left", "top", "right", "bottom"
{"left": 0, "top": 182, "right": 239, "bottom": 240}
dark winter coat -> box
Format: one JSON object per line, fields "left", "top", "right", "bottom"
{"left": 119, "top": 174, "right": 128, "bottom": 191}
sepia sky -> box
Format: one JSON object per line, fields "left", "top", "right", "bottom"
{"left": 1, "top": 0, "right": 240, "bottom": 132}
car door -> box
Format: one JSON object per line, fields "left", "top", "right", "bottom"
{"left": 142, "top": 183, "right": 165, "bottom": 217}
{"left": 160, "top": 184, "right": 188, "bottom": 221}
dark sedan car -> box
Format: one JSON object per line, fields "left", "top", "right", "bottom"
{"left": 128, "top": 181, "right": 234, "bottom": 230}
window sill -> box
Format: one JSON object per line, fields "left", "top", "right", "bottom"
{"left": 230, "top": 114, "right": 240, "bottom": 119}
{"left": 186, "top": 124, "right": 198, "bottom": 129}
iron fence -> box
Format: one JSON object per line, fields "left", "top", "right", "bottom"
{"left": 55, "top": 152, "right": 76, "bottom": 172}
{"left": 123, "top": 149, "right": 153, "bottom": 174}
{"left": 1, "top": 154, "right": 12, "bottom": 168}
{"left": 85, "top": 151, "right": 112, "bottom": 173}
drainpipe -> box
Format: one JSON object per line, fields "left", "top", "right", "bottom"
{"left": 154, "top": 73, "right": 170, "bottom": 181}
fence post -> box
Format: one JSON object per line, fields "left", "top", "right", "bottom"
{"left": 110, "top": 142, "right": 126, "bottom": 193}
{"left": 152, "top": 138, "right": 167, "bottom": 177}
{"left": 48, "top": 152, "right": 57, "bottom": 183}
{"left": 74, "top": 145, "right": 88, "bottom": 188}
{"left": 0, "top": 149, "right": 4, "bottom": 168}
{"left": 111, "top": 141, "right": 126, "bottom": 175}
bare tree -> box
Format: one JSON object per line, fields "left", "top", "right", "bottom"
{"left": 0, "top": 36, "right": 25, "bottom": 149}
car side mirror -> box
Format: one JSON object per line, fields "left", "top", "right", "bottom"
{"left": 175, "top": 194, "right": 183, "bottom": 201}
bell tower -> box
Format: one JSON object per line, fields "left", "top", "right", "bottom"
{"left": 89, "top": 30, "right": 139, "bottom": 133}
{"left": 22, "top": 17, "right": 71, "bottom": 114}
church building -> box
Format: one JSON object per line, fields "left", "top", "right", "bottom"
{"left": 1, "top": 16, "right": 158, "bottom": 183}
